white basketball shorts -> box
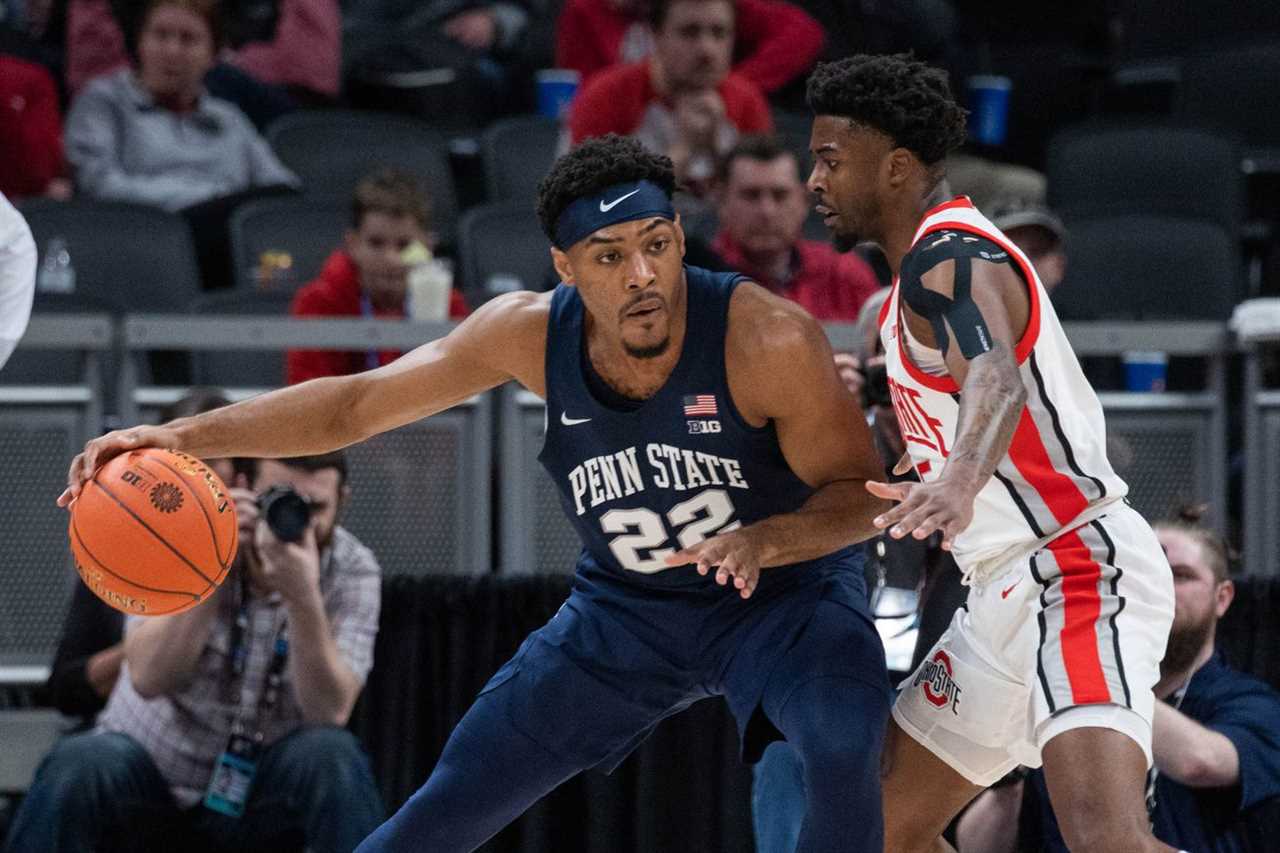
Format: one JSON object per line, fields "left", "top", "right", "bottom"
{"left": 892, "top": 503, "right": 1175, "bottom": 787}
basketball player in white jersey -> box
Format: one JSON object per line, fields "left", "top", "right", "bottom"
{"left": 805, "top": 55, "right": 1178, "bottom": 853}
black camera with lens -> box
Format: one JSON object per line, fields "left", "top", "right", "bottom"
{"left": 861, "top": 360, "right": 892, "bottom": 410}
{"left": 256, "top": 485, "right": 312, "bottom": 543}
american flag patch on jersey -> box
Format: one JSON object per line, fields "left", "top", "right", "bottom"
{"left": 683, "top": 394, "right": 717, "bottom": 416}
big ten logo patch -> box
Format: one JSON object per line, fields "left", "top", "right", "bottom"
{"left": 887, "top": 376, "right": 949, "bottom": 458}
{"left": 687, "top": 420, "right": 722, "bottom": 435}
{"left": 914, "top": 650, "right": 962, "bottom": 714}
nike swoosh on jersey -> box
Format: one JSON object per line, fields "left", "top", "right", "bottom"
{"left": 599, "top": 188, "right": 640, "bottom": 212}
{"left": 1000, "top": 579, "right": 1022, "bottom": 599}
{"left": 560, "top": 412, "right": 592, "bottom": 426}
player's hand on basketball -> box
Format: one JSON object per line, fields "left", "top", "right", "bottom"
{"left": 865, "top": 477, "right": 976, "bottom": 551}
{"left": 252, "top": 521, "right": 321, "bottom": 605}
{"left": 665, "top": 528, "right": 766, "bottom": 599}
{"left": 59, "top": 425, "right": 177, "bottom": 507}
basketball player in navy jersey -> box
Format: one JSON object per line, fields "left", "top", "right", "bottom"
{"left": 62, "top": 134, "right": 894, "bottom": 852}
{"left": 804, "top": 55, "right": 1178, "bottom": 853}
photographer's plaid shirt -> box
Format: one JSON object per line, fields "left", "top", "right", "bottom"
{"left": 97, "top": 526, "right": 382, "bottom": 807}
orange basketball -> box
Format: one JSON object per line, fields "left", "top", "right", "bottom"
{"left": 68, "top": 448, "right": 238, "bottom": 616}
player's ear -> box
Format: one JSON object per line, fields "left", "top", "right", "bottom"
{"left": 886, "top": 148, "right": 913, "bottom": 189}
{"left": 551, "top": 246, "right": 575, "bottom": 288}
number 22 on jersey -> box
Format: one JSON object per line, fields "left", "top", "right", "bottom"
{"left": 601, "top": 488, "right": 740, "bottom": 573}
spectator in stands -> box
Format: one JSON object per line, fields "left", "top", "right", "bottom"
{"left": 342, "top": 0, "right": 547, "bottom": 122}
{"left": 957, "top": 506, "right": 1280, "bottom": 853}
{"left": 990, "top": 197, "right": 1067, "bottom": 294}
{"left": 287, "top": 169, "right": 469, "bottom": 385}
{"left": 712, "top": 134, "right": 879, "bottom": 321}
{"left": 43, "top": 388, "right": 239, "bottom": 729}
{"left": 569, "top": 0, "right": 772, "bottom": 194}
{"left": 0, "top": 192, "right": 36, "bottom": 372}
{"left": 65, "top": 0, "right": 341, "bottom": 124}
{"left": 555, "top": 0, "right": 823, "bottom": 97}
{"left": 64, "top": 0, "right": 299, "bottom": 213}
{"left": 5, "top": 451, "right": 385, "bottom": 853}
{"left": 0, "top": 54, "right": 71, "bottom": 199}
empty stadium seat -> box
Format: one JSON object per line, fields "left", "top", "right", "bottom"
{"left": 456, "top": 202, "right": 553, "bottom": 301}
{"left": 265, "top": 110, "right": 459, "bottom": 244}
{"left": 185, "top": 290, "right": 294, "bottom": 388}
{"left": 481, "top": 115, "right": 560, "bottom": 204}
{"left": 228, "top": 197, "right": 348, "bottom": 292}
{"left": 1177, "top": 41, "right": 1280, "bottom": 174}
{"left": 17, "top": 200, "right": 202, "bottom": 314}
{"left": 1047, "top": 123, "right": 1244, "bottom": 228}
{"left": 1052, "top": 215, "right": 1240, "bottom": 320}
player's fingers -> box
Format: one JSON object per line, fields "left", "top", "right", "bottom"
{"left": 866, "top": 480, "right": 910, "bottom": 503}
{"left": 887, "top": 503, "right": 936, "bottom": 539}
{"left": 892, "top": 452, "right": 915, "bottom": 476}
{"left": 910, "top": 514, "right": 947, "bottom": 540}
{"left": 716, "top": 553, "right": 741, "bottom": 587}
{"left": 872, "top": 493, "right": 918, "bottom": 530}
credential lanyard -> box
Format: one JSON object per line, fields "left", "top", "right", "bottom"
{"left": 227, "top": 576, "right": 290, "bottom": 739}
{"left": 359, "top": 293, "right": 382, "bottom": 372}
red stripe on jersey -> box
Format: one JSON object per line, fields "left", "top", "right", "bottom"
{"left": 1007, "top": 408, "right": 1090, "bottom": 526}
{"left": 1047, "top": 529, "right": 1111, "bottom": 704}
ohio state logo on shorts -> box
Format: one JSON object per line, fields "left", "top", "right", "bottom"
{"left": 914, "top": 650, "right": 962, "bottom": 714}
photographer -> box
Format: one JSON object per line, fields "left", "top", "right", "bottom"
{"left": 6, "top": 453, "right": 384, "bottom": 853}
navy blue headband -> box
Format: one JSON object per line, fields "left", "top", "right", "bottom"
{"left": 553, "top": 180, "right": 675, "bottom": 250}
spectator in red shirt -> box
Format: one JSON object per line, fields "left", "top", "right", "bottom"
{"left": 0, "top": 54, "right": 71, "bottom": 199}
{"left": 287, "top": 170, "right": 469, "bottom": 385}
{"left": 555, "top": 0, "right": 823, "bottom": 96}
{"left": 712, "top": 134, "right": 879, "bottom": 322}
{"left": 569, "top": 0, "right": 772, "bottom": 195}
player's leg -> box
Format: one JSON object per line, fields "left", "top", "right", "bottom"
{"left": 880, "top": 719, "right": 982, "bottom": 853}
{"left": 751, "top": 593, "right": 892, "bottom": 853}
{"left": 356, "top": 603, "right": 689, "bottom": 853}
{"left": 886, "top": 600, "right": 1034, "bottom": 853}
{"left": 1030, "top": 512, "right": 1176, "bottom": 853}
{"left": 1041, "top": 725, "right": 1174, "bottom": 853}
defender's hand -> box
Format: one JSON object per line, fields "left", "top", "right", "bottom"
{"left": 665, "top": 527, "right": 767, "bottom": 600}
{"left": 866, "top": 478, "right": 976, "bottom": 551}
{"left": 59, "top": 426, "right": 179, "bottom": 507}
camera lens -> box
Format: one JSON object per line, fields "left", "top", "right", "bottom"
{"left": 256, "top": 486, "right": 312, "bottom": 543}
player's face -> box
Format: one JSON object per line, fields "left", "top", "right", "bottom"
{"left": 136, "top": 5, "right": 216, "bottom": 104}
{"left": 253, "top": 460, "right": 347, "bottom": 551}
{"left": 346, "top": 212, "right": 432, "bottom": 309}
{"left": 653, "top": 0, "right": 734, "bottom": 92}
{"left": 807, "top": 115, "right": 894, "bottom": 246}
{"left": 718, "top": 155, "right": 807, "bottom": 257}
{"left": 555, "top": 217, "right": 686, "bottom": 359}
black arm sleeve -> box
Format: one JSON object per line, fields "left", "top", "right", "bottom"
{"left": 898, "top": 230, "right": 1013, "bottom": 359}
{"left": 44, "top": 582, "right": 125, "bottom": 719}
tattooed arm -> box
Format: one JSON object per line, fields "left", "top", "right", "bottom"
{"left": 866, "top": 256, "right": 1029, "bottom": 549}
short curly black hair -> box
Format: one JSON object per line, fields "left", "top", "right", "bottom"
{"left": 806, "top": 54, "right": 968, "bottom": 166}
{"left": 536, "top": 135, "right": 676, "bottom": 246}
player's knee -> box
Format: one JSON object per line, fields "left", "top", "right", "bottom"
{"left": 1054, "top": 801, "right": 1155, "bottom": 853}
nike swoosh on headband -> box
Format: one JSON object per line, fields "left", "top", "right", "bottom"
{"left": 599, "top": 188, "right": 641, "bottom": 212}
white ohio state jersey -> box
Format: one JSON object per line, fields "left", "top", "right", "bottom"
{"left": 878, "top": 197, "right": 1126, "bottom": 575}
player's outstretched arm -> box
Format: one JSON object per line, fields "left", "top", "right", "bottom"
{"left": 666, "top": 285, "right": 888, "bottom": 597}
{"left": 60, "top": 291, "right": 550, "bottom": 506}
{"left": 868, "top": 254, "right": 1028, "bottom": 549}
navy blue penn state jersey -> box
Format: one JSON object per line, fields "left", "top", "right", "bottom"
{"left": 540, "top": 264, "right": 861, "bottom": 585}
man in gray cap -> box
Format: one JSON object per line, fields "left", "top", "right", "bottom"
{"left": 990, "top": 198, "right": 1067, "bottom": 295}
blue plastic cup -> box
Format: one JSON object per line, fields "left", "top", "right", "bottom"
{"left": 535, "top": 69, "right": 581, "bottom": 121}
{"left": 1122, "top": 351, "right": 1168, "bottom": 393}
{"left": 966, "top": 75, "right": 1012, "bottom": 147}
